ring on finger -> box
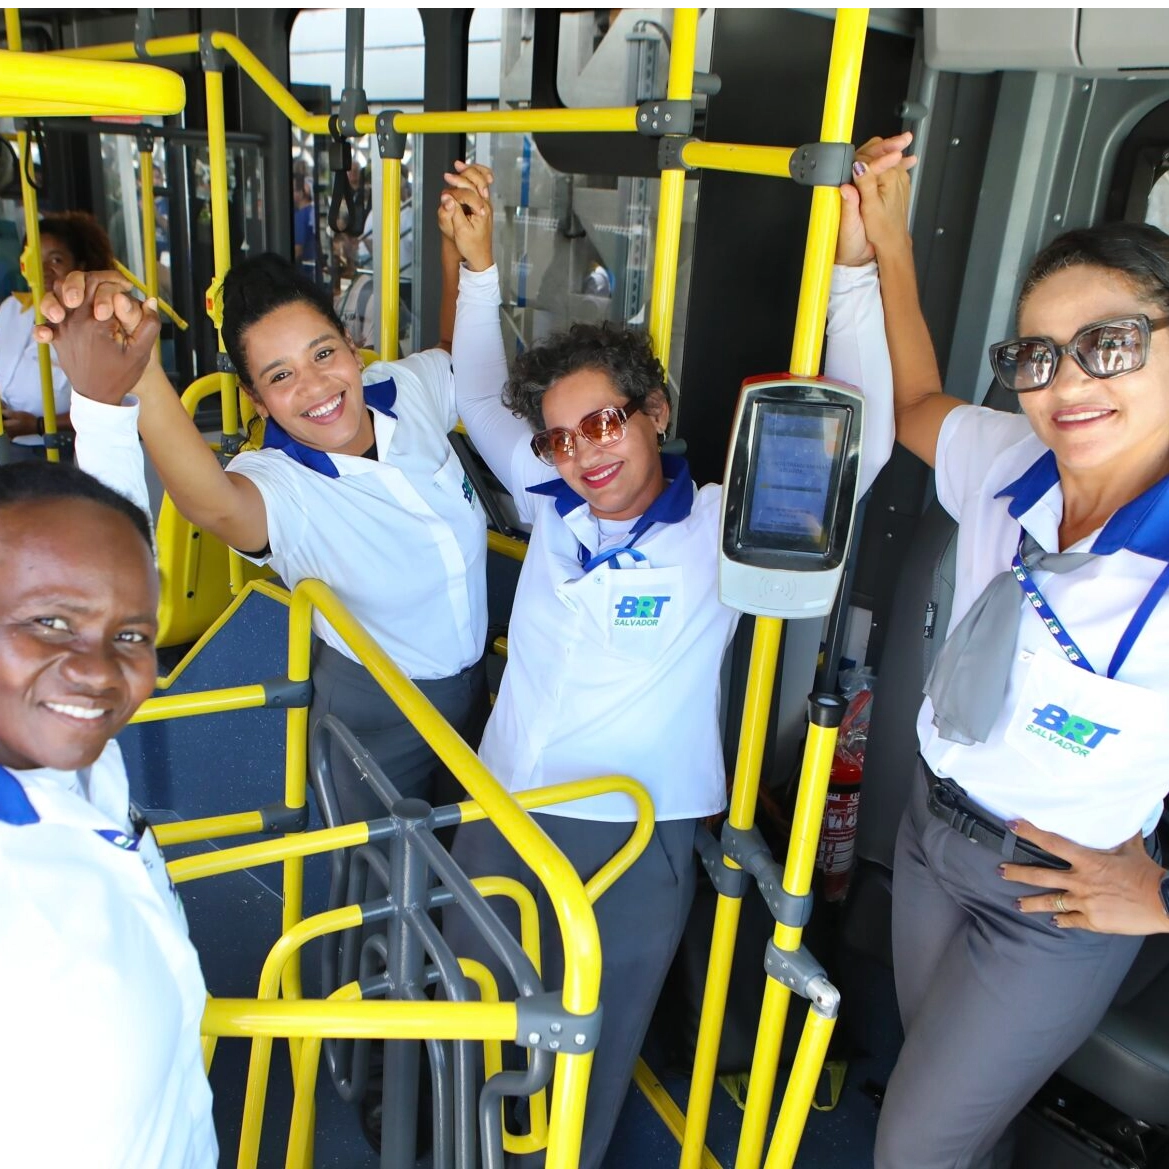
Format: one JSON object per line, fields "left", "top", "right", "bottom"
{"left": 1053, "top": 893, "right": 1067, "bottom": 914}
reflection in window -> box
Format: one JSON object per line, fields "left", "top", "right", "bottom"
{"left": 1147, "top": 167, "right": 1169, "bottom": 234}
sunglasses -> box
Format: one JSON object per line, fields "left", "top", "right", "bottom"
{"left": 988, "top": 314, "right": 1169, "bottom": 393}
{"left": 530, "top": 403, "right": 642, "bottom": 465}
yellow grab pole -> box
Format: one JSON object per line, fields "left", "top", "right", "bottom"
{"left": 6, "top": 9, "right": 57, "bottom": 459}
{"left": 374, "top": 107, "right": 638, "bottom": 137}
{"left": 680, "top": 141, "right": 796, "bottom": 180}
{"left": 113, "top": 261, "right": 188, "bottom": 329}
{"left": 379, "top": 155, "right": 401, "bottom": 358}
{"left": 202, "top": 63, "right": 240, "bottom": 441}
{"left": 646, "top": 7, "right": 699, "bottom": 368}
{"left": 680, "top": 618, "right": 783, "bottom": 1169}
{"left": 139, "top": 141, "right": 160, "bottom": 358}
{"left": 764, "top": 1007, "right": 837, "bottom": 1169}
{"left": 789, "top": 8, "right": 868, "bottom": 379}
{"left": 131, "top": 683, "right": 269, "bottom": 723}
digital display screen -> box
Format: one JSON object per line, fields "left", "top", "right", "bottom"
{"left": 742, "top": 402, "right": 847, "bottom": 555}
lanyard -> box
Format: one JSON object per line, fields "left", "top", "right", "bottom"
{"left": 1011, "top": 535, "right": 1169, "bottom": 678}
{"left": 0, "top": 764, "right": 140, "bottom": 851}
{"left": 578, "top": 514, "right": 655, "bottom": 573}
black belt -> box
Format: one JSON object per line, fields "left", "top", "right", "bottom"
{"left": 921, "top": 761, "right": 1070, "bottom": 871}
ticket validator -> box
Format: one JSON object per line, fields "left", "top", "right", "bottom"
{"left": 719, "top": 375, "right": 865, "bottom": 618}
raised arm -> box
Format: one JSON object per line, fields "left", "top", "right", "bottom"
{"left": 439, "top": 163, "right": 539, "bottom": 502}
{"left": 847, "top": 138, "right": 964, "bottom": 467}
{"left": 38, "top": 274, "right": 269, "bottom": 553}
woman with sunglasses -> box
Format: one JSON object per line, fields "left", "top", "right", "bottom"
{"left": 436, "top": 146, "right": 899, "bottom": 1169}
{"left": 0, "top": 460, "right": 216, "bottom": 1169}
{"left": 849, "top": 144, "right": 1169, "bottom": 1169}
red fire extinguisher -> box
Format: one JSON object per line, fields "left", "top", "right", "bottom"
{"left": 815, "top": 683, "right": 873, "bottom": 902}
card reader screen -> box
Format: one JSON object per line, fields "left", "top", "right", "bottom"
{"left": 743, "top": 402, "right": 846, "bottom": 555}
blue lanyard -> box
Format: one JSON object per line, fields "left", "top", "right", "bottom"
{"left": 578, "top": 514, "right": 655, "bottom": 573}
{"left": 0, "top": 764, "right": 140, "bottom": 851}
{"left": 1011, "top": 534, "right": 1169, "bottom": 678}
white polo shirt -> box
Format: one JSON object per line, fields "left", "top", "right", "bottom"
{"left": 228, "top": 349, "right": 488, "bottom": 679}
{"left": 920, "top": 405, "right": 1169, "bottom": 848}
{"left": 0, "top": 293, "right": 72, "bottom": 437}
{"left": 452, "top": 262, "right": 894, "bottom": 821}
{"left": 0, "top": 744, "right": 216, "bottom": 1169}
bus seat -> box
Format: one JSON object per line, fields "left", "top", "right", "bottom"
{"left": 842, "top": 388, "right": 1169, "bottom": 1133}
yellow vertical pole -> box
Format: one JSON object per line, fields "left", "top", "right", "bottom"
{"left": 646, "top": 7, "right": 698, "bottom": 369}
{"left": 378, "top": 153, "right": 401, "bottom": 358}
{"left": 5, "top": 7, "right": 58, "bottom": 460}
{"left": 139, "top": 137, "right": 161, "bottom": 359}
{"left": 203, "top": 55, "right": 244, "bottom": 595}
{"left": 679, "top": 619, "right": 783, "bottom": 1169}
{"left": 789, "top": 8, "right": 868, "bottom": 379}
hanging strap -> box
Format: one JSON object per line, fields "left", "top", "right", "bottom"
{"left": 1108, "top": 561, "right": 1169, "bottom": 679}
{"left": 578, "top": 514, "right": 656, "bottom": 573}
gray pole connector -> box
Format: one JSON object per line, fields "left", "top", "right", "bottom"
{"left": 789, "top": 142, "right": 856, "bottom": 188}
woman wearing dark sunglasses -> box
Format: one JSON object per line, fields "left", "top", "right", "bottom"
{"left": 849, "top": 139, "right": 1169, "bottom": 1169}
{"left": 436, "top": 147, "right": 899, "bottom": 1169}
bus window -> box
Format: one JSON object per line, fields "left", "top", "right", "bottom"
{"left": 290, "top": 7, "right": 422, "bottom": 355}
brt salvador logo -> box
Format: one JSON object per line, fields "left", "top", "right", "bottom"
{"left": 613, "top": 595, "right": 671, "bottom": 627}
{"left": 1027, "top": 703, "right": 1120, "bottom": 757}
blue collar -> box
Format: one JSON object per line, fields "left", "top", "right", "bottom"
{"left": 260, "top": 376, "right": 398, "bottom": 479}
{"left": 995, "top": 449, "right": 1169, "bottom": 562}
{"left": 526, "top": 453, "right": 695, "bottom": 524}
{"left": 0, "top": 765, "right": 39, "bottom": 826}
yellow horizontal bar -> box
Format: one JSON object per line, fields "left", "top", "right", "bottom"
{"left": 209, "top": 33, "right": 327, "bottom": 133}
{"left": 681, "top": 140, "right": 795, "bottom": 179}
{"left": 363, "top": 107, "right": 639, "bottom": 137}
{"left": 49, "top": 34, "right": 200, "bottom": 61}
{"left": 130, "top": 683, "right": 268, "bottom": 724}
{"left": 153, "top": 810, "right": 265, "bottom": 847}
{"left": 0, "top": 49, "right": 185, "bottom": 118}
{"left": 113, "top": 259, "right": 189, "bottom": 330}
{"left": 492, "top": 635, "right": 508, "bottom": 660}
{"left": 168, "top": 820, "right": 366, "bottom": 884}
{"left": 488, "top": 530, "right": 528, "bottom": 563}
{"left": 202, "top": 998, "right": 520, "bottom": 1042}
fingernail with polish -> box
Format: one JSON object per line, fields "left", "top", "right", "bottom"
{"left": 852, "top": 161, "right": 867, "bottom": 177}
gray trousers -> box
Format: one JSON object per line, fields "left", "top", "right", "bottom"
{"left": 444, "top": 814, "right": 698, "bottom": 1169}
{"left": 309, "top": 639, "right": 490, "bottom": 823}
{"left": 874, "top": 762, "right": 1146, "bottom": 1169}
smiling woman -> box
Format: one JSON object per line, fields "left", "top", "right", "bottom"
{"left": 38, "top": 219, "right": 501, "bottom": 828}
{"left": 0, "top": 461, "right": 216, "bottom": 1169}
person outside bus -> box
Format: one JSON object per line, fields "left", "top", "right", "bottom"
{"left": 0, "top": 460, "right": 215, "bottom": 1169}
{"left": 850, "top": 133, "right": 1169, "bottom": 1169}
{"left": 436, "top": 154, "right": 900, "bottom": 1169}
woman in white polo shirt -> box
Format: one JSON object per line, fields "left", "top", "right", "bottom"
{"left": 849, "top": 146, "right": 1169, "bottom": 1169}
{"left": 437, "top": 150, "right": 899, "bottom": 1169}
{"left": 0, "top": 460, "right": 216, "bottom": 1169}
{"left": 43, "top": 246, "right": 501, "bottom": 825}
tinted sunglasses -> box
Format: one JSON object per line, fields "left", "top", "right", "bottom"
{"left": 988, "top": 314, "right": 1169, "bottom": 393}
{"left": 530, "top": 403, "right": 642, "bottom": 465}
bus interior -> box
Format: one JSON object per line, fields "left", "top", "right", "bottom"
{"left": 3, "top": 7, "right": 1169, "bottom": 1169}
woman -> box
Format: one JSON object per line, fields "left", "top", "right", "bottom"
{"left": 0, "top": 211, "right": 115, "bottom": 448}
{"left": 41, "top": 243, "right": 499, "bottom": 823}
{"left": 437, "top": 153, "right": 898, "bottom": 1169}
{"left": 850, "top": 138, "right": 1169, "bottom": 1168}
{"left": 0, "top": 460, "right": 216, "bottom": 1168}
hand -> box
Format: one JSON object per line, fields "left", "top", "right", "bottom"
{"left": 836, "top": 132, "right": 916, "bottom": 267}
{"left": 437, "top": 160, "right": 495, "bottom": 272}
{"left": 34, "top": 270, "right": 161, "bottom": 406}
{"left": 1, "top": 408, "right": 38, "bottom": 438}
{"left": 1002, "top": 820, "right": 1169, "bottom": 935}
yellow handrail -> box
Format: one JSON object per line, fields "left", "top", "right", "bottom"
{"left": 113, "top": 260, "right": 189, "bottom": 330}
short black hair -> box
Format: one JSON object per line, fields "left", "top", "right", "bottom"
{"left": 1020, "top": 222, "right": 1169, "bottom": 317}
{"left": 503, "top": 322, "right": 669, "bottom": 430}
{"left": 221, "top": 252, "right": 348, "bottom": 388}
{"left": 0, "top": 461, "right": 152, "bottom": 550}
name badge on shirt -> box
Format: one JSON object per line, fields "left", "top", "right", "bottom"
{"left": 603, "top": 567, "right": 684, "bottom": 662}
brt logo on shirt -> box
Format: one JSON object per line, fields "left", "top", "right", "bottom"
{"left": 613, "top": 595, "right": 671, "bottom": 627}
{"left": 1026, "top": 703, "right": 1120, "bottom": 757}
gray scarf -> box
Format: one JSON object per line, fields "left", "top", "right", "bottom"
{"left": 925, "top": 532, "right": 1095, "bottom": 744}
